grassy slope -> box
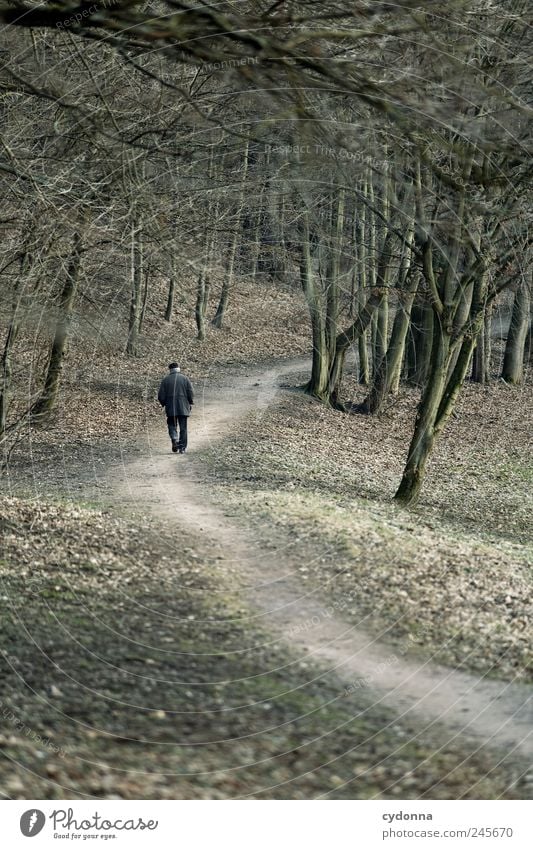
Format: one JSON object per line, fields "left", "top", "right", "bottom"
{"left": 0, "top": 497, "right": 529, "bottom": 799}
{"left": 199, "top": 371, "right": 532, "bottom": 682}
{"left": 4, "top": 275, "right": 309, "bottom": 499}
{"left": 1, "top": 278, "right": 531, "bottom": 798}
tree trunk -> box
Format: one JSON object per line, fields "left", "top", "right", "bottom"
{"left": 355, "top": 197, "right": 369, "bottom": 384}
{"left": 367, "top": 175, "right": 377, "bottom": 291}
{"left": 195, "top": 273, "right": 206, "bottom": 340}
{"left": 194, "top": 150, "right": 218, "bottom": 337}
{"left": 483, "top": 299, "right": 492, "bottom": 380}
{"left": 0, "top": 255, "right": 28, "bottom": 437}
{"left": 447, "top": 280, "right": 473, "bottom": 375}
{"left": 360, "top": 270, "right": 418, "bottom": 414}
{"left": 1, "top": 228, "right": 55, "bottom": 437}
{"left": 366, "top": 175, "right": 378, "bottom": 384}
{"left": 326, "top": 230, "right": 394, "bottom": 406}
{"left": 370, "top": 310, "right": 378, "bottom": 377}
{"left": 395, "top": 259, "right": 489, "bottom": 506}
{"left": 371, "top": 167, "right": 390, "bottom": 378}
{"left": 325, "top": 189, "right": 345, "bottom": 362}
{"left": 0, "top": 314, "right": 20, "bottom": 437}
{"left": 251, "top": 202, "right": 263, "bottom": 283}
{"left": 327, "top": 289, "right": 385, "bottom": 407}
{"left": 371, "top": 300, "right": 388, "bottom": 379}
{"left": 195, "top": 268, "right": 208, "bottom": 340}
{"left": 525, "top": 321, "right": 533, "bottom": 364}
{"left": 126, "top": 215, "right": 143, "bottom": 357}
{"left": 394, "top": 316, "right": 451, "bottom": 505}
{"left": 390, "top": 223, "right": 417, "bottom": 395}
{"left": 164, "top": 232, "right": 177, "bottom": 322}
{"left": 471, "top": 302, "right": 492, "bottom": 383}
{"left": 269, "top": 180, "right": 287, "bottom": 283}
{"left": 212, "top": 139, "right": 249, "bottom": 328}
{"left": 349, "top": 214, "right": 358, "bottom": 319}
{"left": 501, "top": 278, "right": 531, "bottom": 384}
{"left": 301, "top": 211, "right": 329, "bottom": 400}
{"left": 358, "top": 334, "right": 370, "bottom": 385}
{"left": 211, "top": 232, "right": 236, "bottom": 330}
{"left": 196, "top": 227, "right": 214, "bottom": 340}
{"left": 33, "top": 231, "right": 83, "bottom": 417}
{"left": 471, "top": 317, "right": 487, "bottom": 382}
{"left": 436, "top": 331, "right": 479, "bottom": 435}
{"left": 139, "top": 266, "right": 149, "bottom": 331}
{"left": 165, "top": 276, "right": 175, "bottom": 322}
{"left": 405, "top": 300, "right": 434, "bottom": 386}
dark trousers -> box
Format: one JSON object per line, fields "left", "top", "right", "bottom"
{"left": 167, "top": 415, "right": 188, "bottom": 449}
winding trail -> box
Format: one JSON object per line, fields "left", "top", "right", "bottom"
{"left": 112, "top": 358, "right": 533, "bottom": 761}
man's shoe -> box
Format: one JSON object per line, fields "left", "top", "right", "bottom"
{"left": 172, "top": 440, "right": 179, "bottom": 453}
{"left": 178, "top": 448, "right": 186, "bottom": 454}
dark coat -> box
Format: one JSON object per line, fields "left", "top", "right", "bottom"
{"left": 158, "top": 370, "right": 194, "bottom": 417}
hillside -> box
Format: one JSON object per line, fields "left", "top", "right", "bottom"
{"left": 0, "top": 1, "right": 531, "bottom": 809}
{"left": 1, "top": 295, "right": 531, "bottom": 798}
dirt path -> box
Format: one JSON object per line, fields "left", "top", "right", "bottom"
{"left": 111, "top": 358, "right": 533, "bottom": 761}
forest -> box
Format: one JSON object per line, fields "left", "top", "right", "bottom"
{"left": 0, "top": 0, "right": 531, "bottom": 805}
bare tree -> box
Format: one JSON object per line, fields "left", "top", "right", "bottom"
{"left": 501, "top": 276, "right": 531, "bottom": 384}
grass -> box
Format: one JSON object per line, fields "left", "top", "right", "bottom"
{"left": 197, "top": 385, "right": 533, "bottom": 682}
{"left": 0, "top": 494, "right": 529, "bottom": 799}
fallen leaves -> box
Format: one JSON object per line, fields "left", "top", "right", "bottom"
{"left": 199, "top": 377, "right": 532, "bottom": 682}
{"left": 0, "top": 493, "right": 529, "bottom": 800}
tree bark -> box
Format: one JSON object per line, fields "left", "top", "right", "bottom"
{"left": 33, "top": 230, "right": 83, "bottom": 417}
{"left": 196, "top": 228, "right": 214, "bottom": 340}
{"left": 358, "top": 333, "right": 370, "bottom": 385}
{"left": 164, "top": 231, "right": 177, "bottom": 323}
{"left": 165, "top": 275, "right": 175, "bottom": 322}
{"left": 394, "top": 316, "right": 452, "bottom": 505}
{"left": 0, "top": 227, "right": 55, "bottom": 437}
{"left": 471, "top": 302, "right": 492, "bottom": 383}
{"left": 371, "top": 168, "right": 390, "bottom": 378}
{"left": 326, "top": 230, "right": 394, "bottom": 406}
{"left": 211, "top": 231, "right": 236, "bottom": 330}
{"left": 349, "top": 213, "right": 358, "bottom": 319}
{"left": 195, "top": 150, "right": 218, "bottom": 338}
{"left": 360, "top": 270, "right": 418, "bottom": 414}
{"left": 196, "top": 267, "right": 209, "bottom": 340}
{"left": 395, "top": 261, "right": 488, "bottom": 506}
{"left": 355, "top": 197, "right": 369, "bottom": 384}
{"left": 0, "top": 252, "right": 29, "bottom": 437}
{"left": 0, "top": 313, "right": 20, "bottom": 437}
{"left": 447, "top": 279, "right": 473, "bottom": 375}
{"left": 525, "top": 321, "right": 533, "bottom": 364}
{"left": 251, "top": 149, "right": 270, "bottom": 282}
{"left": 212, "top": 139, "right": 249, "bottom": 328}
{"left": 301, "top": 210, "right": 329, "bottom": 400}
{"left": 371, "top": 299, "right": 389, "bottom": 378}
{"left": 327, "top": 289, "right": 384, "bottom": 407}
{"left": 390, "top": 217, "right": 417, "bottom": 394}
{"left": 325, "top": 188, "right": 345, "bottom": 362}
{"left": 139, "top": 265, "right": 149, "bottom": 331}
{"left": 126, "top": 214, "right": 143, "bottom": 357}
{"left": 501, "top": 278, "right": 530, "bottom": 384}
{"left": 405, "top": 300, "right": 434, "bottom": 386}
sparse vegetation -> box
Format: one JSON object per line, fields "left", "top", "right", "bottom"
{"left": 0, "top": 0, "right": 531, "bottom": 803}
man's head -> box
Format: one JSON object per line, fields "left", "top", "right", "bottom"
{"left": 168, "top": 362, "right": 180, "bottom": 371}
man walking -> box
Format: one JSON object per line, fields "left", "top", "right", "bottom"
{"left": 158, "top": 362, "right": 194, "bottom": 454}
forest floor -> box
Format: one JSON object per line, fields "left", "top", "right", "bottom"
{"left": 1, "top": 353, "right": 531, "bottom": 799}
